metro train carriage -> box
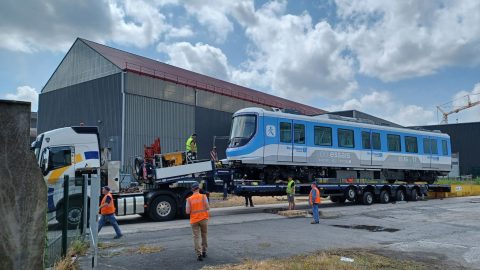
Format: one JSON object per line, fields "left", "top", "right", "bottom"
{"left": 226, "top": 108, "right": 451, "bottom": 184}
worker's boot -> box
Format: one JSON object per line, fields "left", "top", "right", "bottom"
{"left": 197, "top": 255, "right": 203, "bottom": 261}
{"left": 202, "top": 251, "right": 207, "bottom": 258}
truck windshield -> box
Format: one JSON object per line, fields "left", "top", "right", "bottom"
{"left": 229, "top": 114, "right": 256, "bottom": 148}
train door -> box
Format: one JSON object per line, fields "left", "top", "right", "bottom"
{"left": 422, "top": 137, "right": 432, "bottom": 168}
{"left": 360, "top": 130, "right": 372, "bottom": 166}
{"left": 360, "top": 130, "right": 382, "bottom": 166}
{"left": 292, "top": 121, "right": 307, "bottom": 163}
{"left": 277, "top": 120, "right": 293, "bottom": 162}
{"left": 430, "top": 138, "right": 440, "bottom": 169}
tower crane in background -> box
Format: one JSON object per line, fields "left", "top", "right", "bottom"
{"left": 437, "top": 93, "right": 480, "bottom": 124}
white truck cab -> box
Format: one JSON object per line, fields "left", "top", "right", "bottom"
{"left": 31, "top": 126, "right": 100, "bottom": 226}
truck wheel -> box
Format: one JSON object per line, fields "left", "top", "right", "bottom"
{"left": 56, "top": 199, "right": 84, "bottom": 229}
{"left": 345, "top": 187, "right": 356, "bottom": 202}
{"left": 379, "top": 190, "right": 390, "bottom": 204}
{"left": 396, "top": 190, "right": 406, "bottom": 202}
{"left": 149, "top": 196, "right": 177, "bottom": 221}
{"left": 409, "top": 189, "right": 418, "bottom": 201}
{"left": 362, "top": 191, "right": 374, "bottom": 205}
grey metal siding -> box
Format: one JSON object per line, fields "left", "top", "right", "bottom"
{"left": 38, "top": 73, "right": 123, "bottom": 160}
{"left": 195, "top": 107, "right": 232, "bottom": 160}
{"left": 418, "top": 123, "right": 480, "bottom": 177}
{"left": 125, "top": 73, "right": 195, "bottom": 105}
{"left": 124, "top": 94, "right": 195, "bottom": 169}
{"left": 43, "top": 39, "right": 121, "bottom": 93}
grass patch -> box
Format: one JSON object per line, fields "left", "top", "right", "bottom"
{"left": 128, "top": 244, "right": 164, "bottom": 254}
{"left": 436, "top": 178, "right": 480, "bottom": 185}
{"left": 53, "top": 239, "right": 89, "bottom": 270}
{"left": 202, "top": 249, "right": 431, "bottom": 270}
{"left": 98, "top": 242, "right": 124, "bottom": 249}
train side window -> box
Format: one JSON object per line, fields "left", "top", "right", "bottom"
{"left": 361, "top": 132, "right": 371, "bottom": 149}
{"left": 387, "top": 134, "right": 401, "bottom": 152}
{"left": 423, "top": 138, "right": 431, "bottom": 154}
{"left": 280, "top": 122, "right": 292, "bottom": 143}
{"left": 431, "top": 139, "right": 438, "bottom": 155}
{"left": 294, "top": 124, "right": 305, "bottom": 144}
{"left": 372, "top": 132, "right": 381, "bottom": 150}
{"left": 314, "top": 126, "right": 332, "bottom": 146}
{"left": 442, "top": 140, "right": 448, "bottom": 155}
{"left": 338, "top": 128, "right": 354, "bottom": 148}
{"left": 405, "top": 136, "right": 418, "bottom": 153}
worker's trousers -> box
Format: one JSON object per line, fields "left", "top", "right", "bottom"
{"left": 312, "top": 203, "right": 319, "bottom": 223}
{"left": 191, "top": 219, "right": 208, "bottom": 256}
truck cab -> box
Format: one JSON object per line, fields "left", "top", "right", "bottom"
{"left": 31, "top": 126, "right": 100, "bottom": 227}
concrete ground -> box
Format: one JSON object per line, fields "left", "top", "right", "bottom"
{"left": 80, "top": 196, "right": 480, "bottom": 270}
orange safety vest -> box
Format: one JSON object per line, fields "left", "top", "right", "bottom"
{"left": 188, "top": 192, "right": 209, "bottom": 224}
{"left": 309, "top": 186, "right": 321, "bottom": 204}
{"left": 100, "top": 192, "right": 116, "bottom": 215}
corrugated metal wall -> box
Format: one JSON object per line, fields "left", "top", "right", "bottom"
{"left": 125, "top": 73, "right": 195, "bottom": 105}
{"left": 123, "top": 94, "right": 195, "bottom": 169}
{"left": 419, "top": 123, "right": 480, "bottom": 177}
{"left": 43, "top": 39, "right": 121, "bottom": 93}
{"left": 195, "top": 107, "right": 233, "bottom": 160}
{"left": 38, "top": 73, "right": 123, "bottom": 160}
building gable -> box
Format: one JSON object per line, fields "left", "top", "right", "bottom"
{"left": 42, "top": 39, "right": 121, "bottom": 93}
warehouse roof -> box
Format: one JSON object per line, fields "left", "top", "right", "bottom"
{"left": 81, "top": 38, "right": 326, "bottom": 115}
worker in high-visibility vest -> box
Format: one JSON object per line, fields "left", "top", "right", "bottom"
{"left": 186, "top": 133, "right": 198, "bottom": 159}
{"left": 286, "top": 176, "right": 296, "bottom": 210}
{"left": 309, "top": 181, "right": 321, "bottom": 224}
{"left": 186, "top": 182, "right": 210, "bottom": 261}
{"left": 98, "top": 186, "right": 123, "bottom": 239}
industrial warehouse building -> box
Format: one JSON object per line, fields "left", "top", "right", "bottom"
{"left": 38, "top": 38, "right": 325, "bottom": 170}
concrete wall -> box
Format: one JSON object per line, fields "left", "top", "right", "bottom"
{"left": 0, "top": 100, "right": 46, "bottom": 269}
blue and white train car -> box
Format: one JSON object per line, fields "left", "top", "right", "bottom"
{"left": 226, "top": 108, "right": 451, "bottom": 184}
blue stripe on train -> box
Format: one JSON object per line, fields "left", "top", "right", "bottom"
{"left": 85, "top": 151, "right": 99, "bottom": 160}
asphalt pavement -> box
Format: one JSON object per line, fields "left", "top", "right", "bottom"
{"left": 79, "top": 196, "right": 480, "bottom": 270}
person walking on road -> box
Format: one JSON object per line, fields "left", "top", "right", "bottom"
{"left": 286, "top": 176, "right": 296, "bottom": 210}
{"left": 186, "top": 182, "right": 210, "bottom": 261}
{"left": 309, "top": 181, "right": 321, "bottom": 224}
{"left": 98, "top": 186, "right": 123, "bottom": 239}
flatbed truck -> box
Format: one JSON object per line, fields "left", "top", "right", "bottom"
{"left": 31, "top": 126, "right": 450, "bottom": 227}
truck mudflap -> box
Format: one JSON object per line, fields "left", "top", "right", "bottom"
{"left": 116, "top": 195, "right": 145, "bottom": 216}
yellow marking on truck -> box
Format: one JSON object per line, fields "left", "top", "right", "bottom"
{"left": 75, "top": 153, "right": 83, "bottom": 163}
{"left": 428, "top": 184, "right": 480, "bottom": 198}
{"left": 47, "top": 165, "right": 71, "bottom": 184}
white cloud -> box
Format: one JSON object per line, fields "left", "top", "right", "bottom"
{"left": 231, "top": 1, "right": 357, "bottom": 103}
{"left": 0, "top": 0, "right": 174, "bottom": 52}
{"left": 4, "top": 86, "right": 39, "bottom": 111}
{"left": 336, "top": 0, "right": 480, "bottom": 81}
{"left": 326, "top": 91, "right": 436, "bottom": 126}
{"left": 157, "top": 42, "right": 230, "bottom": 81}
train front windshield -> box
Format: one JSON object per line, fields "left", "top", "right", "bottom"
{"left": 229, "top": 114, "right": 256, "bottom": 148}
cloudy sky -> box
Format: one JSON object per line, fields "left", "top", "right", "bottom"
{"left": 1, "top": 0, "right": 479, "bottom": 126}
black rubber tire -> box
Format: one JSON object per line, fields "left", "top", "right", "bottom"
{"left": 56, "top": 198, "right": 85, "bottom": 229}
{"left": 149, "top": 196, "right": 177, "bottom": 221}
{"left": 362, "top": 191, "right": 374, "bottom": 205}
{"left": 330, "top": 196, "right": 339, "bottom": 202}
{"left": 396, "top": 190, "right": 406, "bottom": 202}
{"left": 409, "top": 188, "right": 419, "bottom": 201}
{"left": 380, "top": 190, "right": 390, "bottom": 204}
{"left": 345, "top": 187, "right": 356, "bottom": 202}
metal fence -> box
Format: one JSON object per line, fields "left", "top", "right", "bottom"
{"left": 44, "top": 174, "right": 100, "bottom": 268}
